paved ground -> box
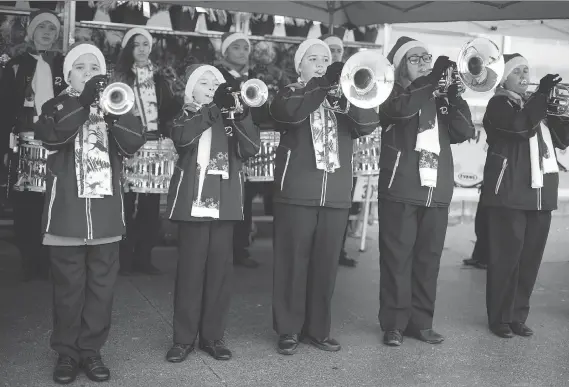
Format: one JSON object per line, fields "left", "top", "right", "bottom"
{"left": 1, "top": 216, "right": 569, "bottom": 387}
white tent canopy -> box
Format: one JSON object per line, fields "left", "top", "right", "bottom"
{"left": 181, "top": 1, "right": 569, "bottom": 27}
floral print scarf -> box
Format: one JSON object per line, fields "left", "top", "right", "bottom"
{"left": 66, "top": 87, "right": 113, "bottom": 198}
{"left": 132, "top": 63, "right": 158, "bottom": 132}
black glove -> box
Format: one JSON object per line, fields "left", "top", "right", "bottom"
{"left": 79, "top": 74, "right": 106, "bottom": 108}
{"left": 429, "top": 56, "right": 452, "bottom": 83}
{"left": 324, "top": 62, "right": 344, "bottom": 85}
{"left": 538, "top": 74, "right": 562, "bottom": 95}
{"left": 213, "top": 83, "right": 236, "bottom": 110}
{"left": 104, "top": 113, "right": 119, "bottom": 127}
{"left": 144, "top": 131, "right": 160, "bottom": 141}
{"left": 446, "top": 83, "right": 461, "bottom": 105}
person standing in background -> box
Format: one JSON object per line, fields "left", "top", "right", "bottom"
{"left": 0, "top": 9, "right": 65, "bottom": 281}
{"left": 113, "top": 27, "right": 181, "bottom": 276}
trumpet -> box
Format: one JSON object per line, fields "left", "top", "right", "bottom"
{"left": 436, "top": 37, "right": 505, "bottom": 96}
{"left": 527, "top": 82, "right": 569, "bottom": 117}
{"left": 326, "top": 50, "right": 395, "bottom": 113}
{"left": 100, "top": 82, "right": 135, "bottom": 115}
{"left": 222, "top": 79, "right": 269, "bottom": 119}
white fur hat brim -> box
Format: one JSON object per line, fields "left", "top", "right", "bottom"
{"left": 63, "top": 44, "right": 107, "bottom": 84}
{"left": 121, "top": 27, "right": 153, "bottom": 50}
{"left": 184, "top": 65, "right": 226, "bottom": 103}
{"left": 294, "top": 39, "right": 332, "bottom": 74}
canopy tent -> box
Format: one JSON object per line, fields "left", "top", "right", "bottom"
{"left": 180, "top": 1, "right": 569, "bottom": 28}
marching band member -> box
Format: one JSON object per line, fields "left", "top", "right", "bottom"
{"left": 269, "top": 39, "right": 379, "bottom": 355}
{"left": 0, "top": 9, "right": 65, "bottom": 281}
{"left": 320, "top": 33, "right": 359, "bottom": 268}
{"left": 481, "top": 54, "right": 569, "bottom": 338}
{"left": 35, "top": 42, "right": 144, "bottom": 384}
{"left": 165, "top": 64, "right": 260, "bottom": 362}
{"left": 113, "top": 27, "right": 181, "bottom": 276}
{"left": 215, "top": 32, "right": 274, "bottom": 268}
{"left": 378, "top": 37, "right": 475, "bottom": 347}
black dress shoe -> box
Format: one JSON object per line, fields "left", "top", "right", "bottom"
{"left": 490, "top": 323, "right": 514, "bottom": 338}
{"left": 199, "top": 339, "right": 232, "bottom": 360}
{"left": 339, "top": 255, "right": 357, "bottom": 267}
{"left": 82, "top": 356, "right": 110, "bottom": 382}
{"left": 463, "top": 258, "right": 487, "bottom": 269}
{"left": 277, "top": 334, "right": 299, "bottom": 355}
{"left": 166, "top": 343, "right": 194, "bottom": 363}
{"left": 301, "top": 335, "right": 341, "bottom": 352}
{"left": 383, "top": 330, "right": 403, "bottom": 346}
{"left": 53, "top": 355, "right": 79, "bottom": 385}
{"left": 510, "top": 322, "right": 534, "bottom": 337}
{"left": 405, "top": 328, "right": 445, "bottom": 344}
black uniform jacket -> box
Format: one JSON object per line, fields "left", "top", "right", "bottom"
{"left": 378, "top": 76, "right": 475, "bottom": 207}
{"left": 34, "top": 94, "right": 144, "bottom": 240}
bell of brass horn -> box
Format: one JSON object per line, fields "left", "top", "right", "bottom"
{"left": 101, "top": 82, "right": 135, "bottom": 115}
{"left": 327, "top": 50, "right": 395, "bottom": 113}
{"left": 527, "top": 82, "right": 569, "bottom": 117}
{"left": 241, "top": 79, "right": 269, "bottom": 108}
{"left": 438, "top": 37, "right": 505, "bottom": 96}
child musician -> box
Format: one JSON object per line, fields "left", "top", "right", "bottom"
{"left": 34, "top": 42, "right": 144, "bottom": 384}
{"left": 481, "top": 54, "right": 569, "bottom": 338}
{"left": 0, "top": 9, "right": 65, "bottom": 281}
{"left": 113, "top": 27, "right": 181, "bottom": 276}
{"left": 165, "top": 64, "right": 260, "bottom": 363}
{"left": 378, "top": 37, "right": 475, "bottom": 347}
{"left": 269, "top": 39, "right": 379, "bottom": 355}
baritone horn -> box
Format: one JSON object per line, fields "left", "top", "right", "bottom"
{"left": 326, "top": 50, "right": 395, "bottom": 113}
{"left": 527, "top": 82, "right": 569, "bottom": 117}
{"left": 100, "top": 82, "right": 135, "bottom": 115}
{"left": 437, "top": 37, "right": 505, "bottom": 96}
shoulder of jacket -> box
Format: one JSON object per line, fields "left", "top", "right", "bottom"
{"left": 285, "top": 82, "right": 304, "bottom": 92}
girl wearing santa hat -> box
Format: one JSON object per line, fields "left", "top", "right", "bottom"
{"left": 378, "top": 37, "right": 475, "bottom": 347}
{"left": 165, "top": 64, "right": 260, "bottom": 363}
{"left": 34, "top": 42, "right": 144, "bottom": 384}
{"left": 113, "top": 27, "right": 181, "bottom": 276}
{"left": 480, "top": 54, "right": 569, "bottom": 339}
{"left": 269, "top": 39, "right": 379, "bottom": 355}
{"left": 0, "top": 9, "right": 65, "bottom": 282}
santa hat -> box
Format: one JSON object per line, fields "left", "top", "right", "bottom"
{"left": 63, "top": 42, "right": 106, "bottom": 84}
{"left": 184, "top": 64, "right": 226, "bottom": 102}
{"left": 26, "top": 9, "right": 60, "bottom": 42}
{"left": 220, "top": 32, "right": 250, "bottom": 56}
{"left": 121, "top": 27, "right": 153, "bottom": 50}
{"left": 387, "top": 36, "right": 428, "bottom": 68}
{"left": 294, "top": 38, "right": 331, "bottom": 74}
{"left": 501, "top": 53, "right": 528, "bottom": 84}
{"left": 320, "top": 34, "right": 343, "bottom": 49}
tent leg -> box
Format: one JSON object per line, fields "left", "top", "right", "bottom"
{"left": 328, "top": 0, "right": 335, "bottom": 33}
{"left": 62, "top": 1, "right": 76, "bottom": 53}
{"left": 382, "top": 24, "right": 391, "bottom": 56}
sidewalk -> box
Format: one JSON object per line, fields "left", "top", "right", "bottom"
{"left": 1, "top": 219, "right": 569, "bottom": 387}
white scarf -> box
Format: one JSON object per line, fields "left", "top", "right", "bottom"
{"left": 530, "top": 121, "right": 559, "bottom": 188}
{"left": 67, "top": 87, "right": 113, "bottom": 199}
{"left": 30, "top": 53, "right": 54, "bottom": 118}
{"left": 133, "top": 63, "right": 158, "bottom": 132}
{"left": 415, "top": 111, "right": 440, "bottom": 188}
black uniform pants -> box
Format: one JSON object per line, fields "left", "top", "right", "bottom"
{"left": 233, "top": 181, "right": 273, "bottom": 260}
{"left": 272, "top": 203, "right": 349, "bottom": 339}
{"left": 119, "top": 192, "right": 161, "bottom": 271}
{"left": 173, "top": 221, "right": 234, "bottom": 344}
{"left": 339, "top": 178, "right": 360, "bottom": 259}
{"left": 485, "top": 207, "right": 551, "bottom": 328}
{"left": 471, "top": 200, "right": 489, "bottom": 264}
{"left": 13, "top": 190, "right": 49, "bottom": 276}
{"left": 49, "top": 243, "right": 119, "bottom": 362}
{"left": 378, "top": 200, "right": 448, "bottom": 332}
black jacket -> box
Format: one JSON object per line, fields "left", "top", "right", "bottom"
{"left": 269, "top": 76, "right": 380, "bottom": 209}
{"left": 34, "top": 94, "right": 144, "bottom": 240}
{"left": 378, "top": 77, "right": 475, "bottom": 207}
{"left": 166, "top": 104, "right": 260, "bottom": 221}
{"left": 0, "top": 51, "right": 66, "bottom": 154}
{"left": 480, "top": 92, "right": 569, "bottom": 211}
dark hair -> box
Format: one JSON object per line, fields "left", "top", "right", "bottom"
{"left": 113, "top": 34, "right": 146, "bottom": 85}
{"left": 395, "top": 56, "right": 409, "bottom": 86}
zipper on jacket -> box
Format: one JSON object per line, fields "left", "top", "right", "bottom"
{"left": 320, "top": 171, "right": 328, "bottom": 206}
{"left": 45, "top": 176, "right": 57, "bottom": 232}
{"left": 280, "top": 150, "right": 291, "bottom": 191}
{"left": 426, "top": 187, "right": 434, "bottom": 207}
{"left": 85, "top": 198, "right": 93, "bottom": 240}
{"left": 169, "top": 170, "right": 184, "bottom": 219}
{"left": 388, "top": 151, "right": 401, "bottom": 189}
{"left": 495, "top": 158, "right": 508, "bottom": 195}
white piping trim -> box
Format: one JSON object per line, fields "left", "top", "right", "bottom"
{"left": 45, "top": 176, "right": 57, "bottom": 232}
{"left": 169, "top": 170, "right": 184, "bottom": 219}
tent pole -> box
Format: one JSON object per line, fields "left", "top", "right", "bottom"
{"left": 62, "top": 1, "right": 76, "bottom": 53}
{"left": 382, "top": 24, "right": 391, "bottom": 56}
{"left": 328, "top": 0, "right": 334, "bottom": 33}
{"left": 501, "top": 35, "right": 511, "bottom": 54}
